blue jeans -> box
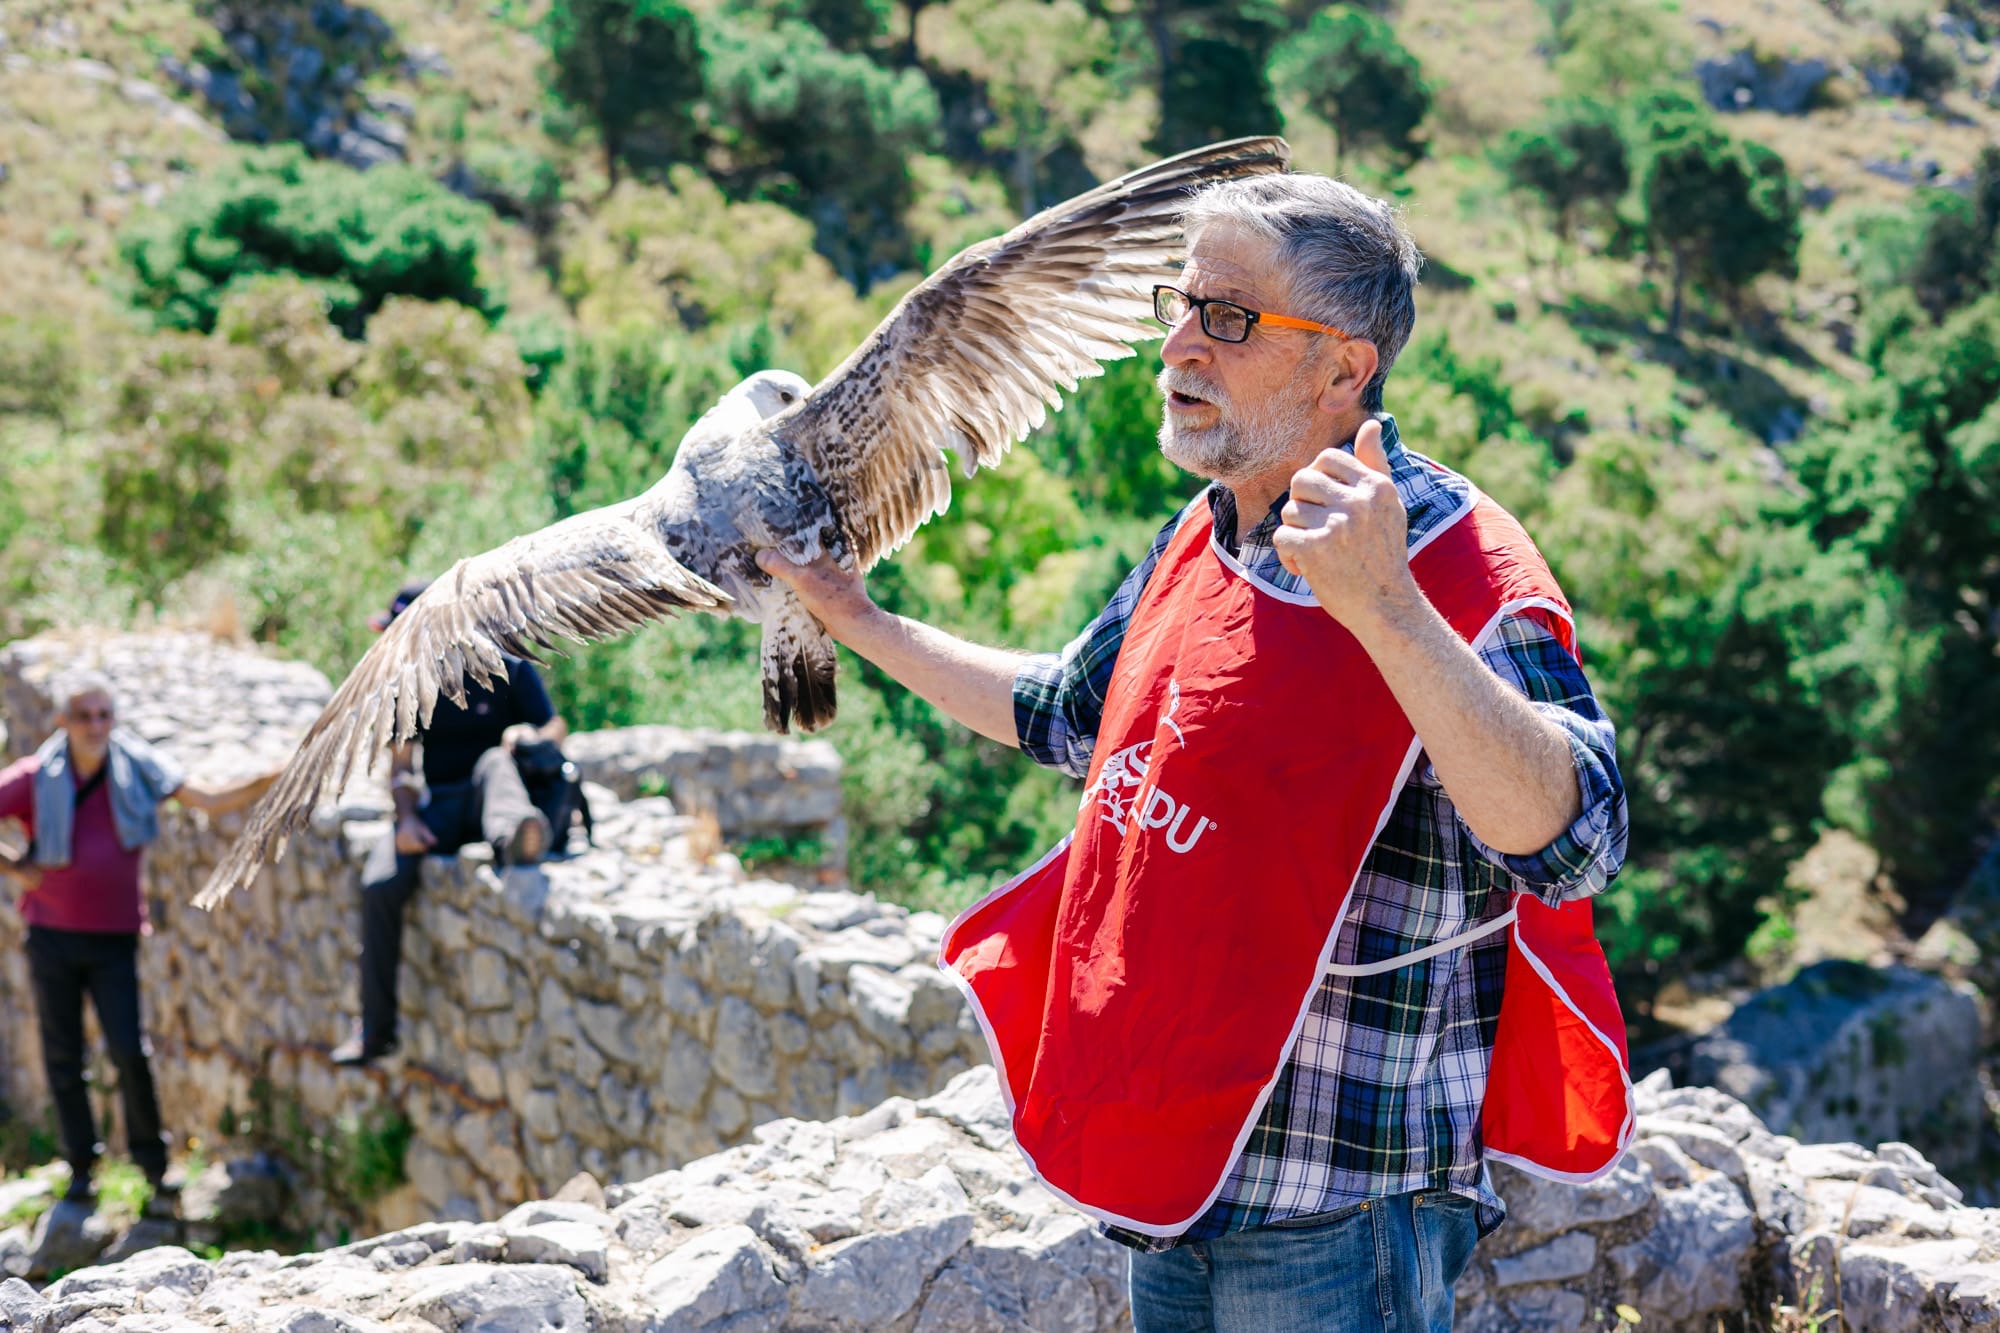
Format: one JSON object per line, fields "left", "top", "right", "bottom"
{"left": 1128, "top": 1190, "right": 1480, "bottom": 1332}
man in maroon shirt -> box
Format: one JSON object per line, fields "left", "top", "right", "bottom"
{"left": 0, "top": 671, "right": 276, "bottom": 1205}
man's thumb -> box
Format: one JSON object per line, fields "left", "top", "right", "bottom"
{"left": 1355, "top": 419, "right": 1391, "bottom": 476}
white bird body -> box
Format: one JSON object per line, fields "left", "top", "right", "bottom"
{"left": 198, "top": 137, "right": 1291, "bottom": 907}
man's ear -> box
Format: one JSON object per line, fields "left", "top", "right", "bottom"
{"left": 1316, "top": 339, "right": 1380, "bottom": 415}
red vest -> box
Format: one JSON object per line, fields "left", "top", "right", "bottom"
{"left": 940, "top": 487, "right": 1633, "bottom": 1235}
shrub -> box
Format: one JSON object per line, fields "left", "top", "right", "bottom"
{"left": 1637, "top": 109, "right": 1800, "bottom": 331}
{"left": 119, "top": 146, "right": 500, "bottom": 336}
{"left": 1269, "top": 7, "right": 1430, "bottom": 171}
{"left": 556, "top": 169, "right": 872, "bottom": 371}
{"left": 541, "top": 0, "right": 706, "bottom": 184}
{"left": 1491, "top": 99, "right": 1629, "bottom": 255}
{"left": 701, "top": 15, "right": 942, "bottom": 283}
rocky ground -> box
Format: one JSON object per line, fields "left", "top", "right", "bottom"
{"left": 5, "top": 1066, "right": 2000, "bottom": 1332}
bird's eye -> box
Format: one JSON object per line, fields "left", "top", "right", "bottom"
{"left": 780, "top": 392, "right": 795, "bottom": 404}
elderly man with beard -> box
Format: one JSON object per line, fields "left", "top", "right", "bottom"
{"left": 0, "top": 671, "right": 278, "bottom": 1207}
{"left": 763, "top": 172, "right": 1629, "bottom": 1331}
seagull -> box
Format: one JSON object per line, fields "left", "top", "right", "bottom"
{"left": 195, "top": 136, "right": 1290, "bottom": 907}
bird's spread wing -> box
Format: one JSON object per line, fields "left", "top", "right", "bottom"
{"left": 782, "top": 136, "right": 1289, "bottom": 569}
{"left": 196, "top": 502, "right": 728, "bottom": 907}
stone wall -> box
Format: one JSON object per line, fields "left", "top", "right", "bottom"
{"left": 14, "top": 1066, "right": 2000, "bottom": 1332}
{"left": 0, "top": 632, "right": 979, "bottom": 1237}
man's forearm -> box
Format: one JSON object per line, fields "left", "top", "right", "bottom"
{"left": 1346, "top": 594, "right": 1581, "bottom": 856}
{"left": 176, "top": 772, "right": 279, "bottom": 816}
{"left": 828, "top": 604, "right": 1029, "bottom": 747}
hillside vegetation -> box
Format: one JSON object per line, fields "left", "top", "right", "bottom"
{"left": 2, "top": 0, "right": 1997, "bottom": 1013}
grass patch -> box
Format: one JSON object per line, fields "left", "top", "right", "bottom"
{"left": 736, "top": 830, "right": 827, "bottom": 871}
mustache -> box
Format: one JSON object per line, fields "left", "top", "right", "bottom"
{"left": 1157, "top": 367, "right": 1230, "bottom": 411}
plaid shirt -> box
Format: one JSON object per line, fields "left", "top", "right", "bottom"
{"left": 1011, "top": 415, "right": 1628, "bottom": 1249}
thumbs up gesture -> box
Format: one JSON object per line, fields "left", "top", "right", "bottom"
{"left": 1272, "top": 419, "right": 1418, "bottom": 631}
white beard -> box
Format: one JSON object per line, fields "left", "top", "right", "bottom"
{"left": 1156, "top": 366, "right": 1320, "bottom": 485}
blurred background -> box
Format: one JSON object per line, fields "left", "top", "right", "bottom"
{"left": 1, "top": 0, "right": 1995, "bottom": 1036}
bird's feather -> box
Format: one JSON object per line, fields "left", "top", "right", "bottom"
{"left": 195, "top": 500, "right": 728, "bottom": 907}
{"left": 782, "top": 136, "right": 1290, "bottom": 570}
{"left": 199, "top": 141, "right": 1293, "bottom": 904}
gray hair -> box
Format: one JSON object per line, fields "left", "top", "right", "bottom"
{"left": 1181, "top": 175, "right": 1422, "bottom": 411}
{"left": 55, "top": 669, "right": 117, "bottom": 718}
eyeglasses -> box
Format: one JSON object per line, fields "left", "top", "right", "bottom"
{"left": 1153, "top": 285, "right": 1353, "bottom": 344}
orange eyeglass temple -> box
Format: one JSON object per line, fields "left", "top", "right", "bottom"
{"left": 1256, "top": 310, "right": 1354, "bottom": 339}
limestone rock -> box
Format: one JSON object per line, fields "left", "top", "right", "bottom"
{"left": 0, "top": 1277, "right": 44, "bottom": 1328}
{"left": 1606, "top": 1175, "right": 1756, "bottom": 1322}
{"left": 45, "top": 1244, "right": 210, "bottom": 1302}
{"left": 1682, "top": 961, "right": 1984, "bottom": 1173}
{"left": 396, "top": 1264, "right": 593, "bottom": 1330}
{"left": 1492, "top": 1232, "right": 1596, "bottom": 1288}
{"left": 635, "top": 1224, "right": 785, "bottom": 1328}
{"left": 181, "top": 1154, "right": 290, "bottom": 1227}
{"left": 24, "top": 1200, "right": 115, "bottom": 1279}
{"left": 1696, "top": 49, "right": 1830, "bottom": 114}
{"left": 505, "top": 1221, "right": 611, "bottom": 1283}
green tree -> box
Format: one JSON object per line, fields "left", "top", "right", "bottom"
{"left": 1781, "top": 291, "right": 2000, "bottom": 901}
{"left": 1913, "top": 150, "right": 2000, "bottom": 318}
{"left": 726, "top": 0, "right": 895, "bottom": 50}
{"left": 541, "top": 0, "right": 706, "bottom": 186}
{"left": 1638, "top": 110, "right": 1799, "bottom": 332}
{"left": 1269, "top": 6, "right": 1429, "bottom": 171}
{"left": 1887, "top": 14, "right": 1959, "bottom": 103}
{"left": 1491, "top": 99, "right": 1629, "bottom": 268}
{"left": 701, "top": 16, "right": 941, "bottom": 283}
{"left": 118, "top": 147, "right": 498, "bottom": 337}
{"left": 1133, "top": 0, "right": 1284, "bottom": 155}
{"left": 97, "top": 339, "right": 253, "bottom": 592}
{"left": 920, "top": 0, "right": 1121, "bottom": 214}
{"left": 1851, "top": 145, "right": 2000, "bottom": 321}
{"left": 1551, "top": 0, "right": 1684, "bottom": 100}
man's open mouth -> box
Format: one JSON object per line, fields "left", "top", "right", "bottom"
{"left": 1169, "top": 390, "right": 1211, "bottom": 407}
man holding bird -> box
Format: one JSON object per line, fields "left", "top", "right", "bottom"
{"left": 766, "top": 170, "right": 1633, "bottom": 1330}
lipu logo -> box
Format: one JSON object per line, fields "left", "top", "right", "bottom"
{"left": 1082, "top": 678, "right": 1215, "bottom": 854}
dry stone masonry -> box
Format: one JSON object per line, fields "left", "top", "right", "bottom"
{"left": 0, "top": 632, "right": 979, "bottom": 1238}
{"left": 10, "top": 1066, "right": 2000, "bottom": 1331}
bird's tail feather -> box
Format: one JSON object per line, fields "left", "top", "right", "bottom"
{"left": 760, "top": 594, "right": 838, "bottom": 734}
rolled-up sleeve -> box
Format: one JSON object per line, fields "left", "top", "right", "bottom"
{"left": 1457, "top": 611, "right": 1628, "bottom": 906}
{"left": 1012, "top": 508, "right": 1185, "bottom": 779}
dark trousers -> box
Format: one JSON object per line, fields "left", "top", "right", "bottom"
{"left": 358, "top": 747, "right": 536, "bottom": 1045}
{"left": 24, "top": 926, "right": 168, "bottom": 1180}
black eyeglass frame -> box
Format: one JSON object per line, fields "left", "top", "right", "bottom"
{"left": 1152, "top": 284, "right": 1354, "bottom": 344}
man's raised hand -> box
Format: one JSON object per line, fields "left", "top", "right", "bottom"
{"left": 1273, "top": 418, "right": 1418, "bottom": 631}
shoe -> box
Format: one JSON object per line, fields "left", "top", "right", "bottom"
{"left": 143, "top": 1175, "right": 181, "bottom": 1219}
{"left": 502, "top": 812, "right": 551, "bottom": 868}
{"left": 331, "top": 1027, "right": 398, "bottom": 1067}
{"left": 62, "top": 1166, "right": 94, "bottom": 1204}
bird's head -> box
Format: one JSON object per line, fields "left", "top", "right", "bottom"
{"left": 734, "top": 370, "right": 811, "bottom": 421}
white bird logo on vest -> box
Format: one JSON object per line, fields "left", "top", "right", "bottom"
{"left": 1082, "top": 678, "right": 1213, "bottom": 852}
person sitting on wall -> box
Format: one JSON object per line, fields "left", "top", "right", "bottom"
{"left": 0, "top": 670, "right": 279, "bottom": 1206}
{"left": 331, "top": 579, "right": 569, "bottom": 1068}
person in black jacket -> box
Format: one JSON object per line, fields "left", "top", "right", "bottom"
{"left": 332, "top": 581, "right": 568, "bottom": 1067}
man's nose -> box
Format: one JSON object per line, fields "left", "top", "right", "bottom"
{"left": 1160, "top": 309, "right": 1214, "bottom": 367}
